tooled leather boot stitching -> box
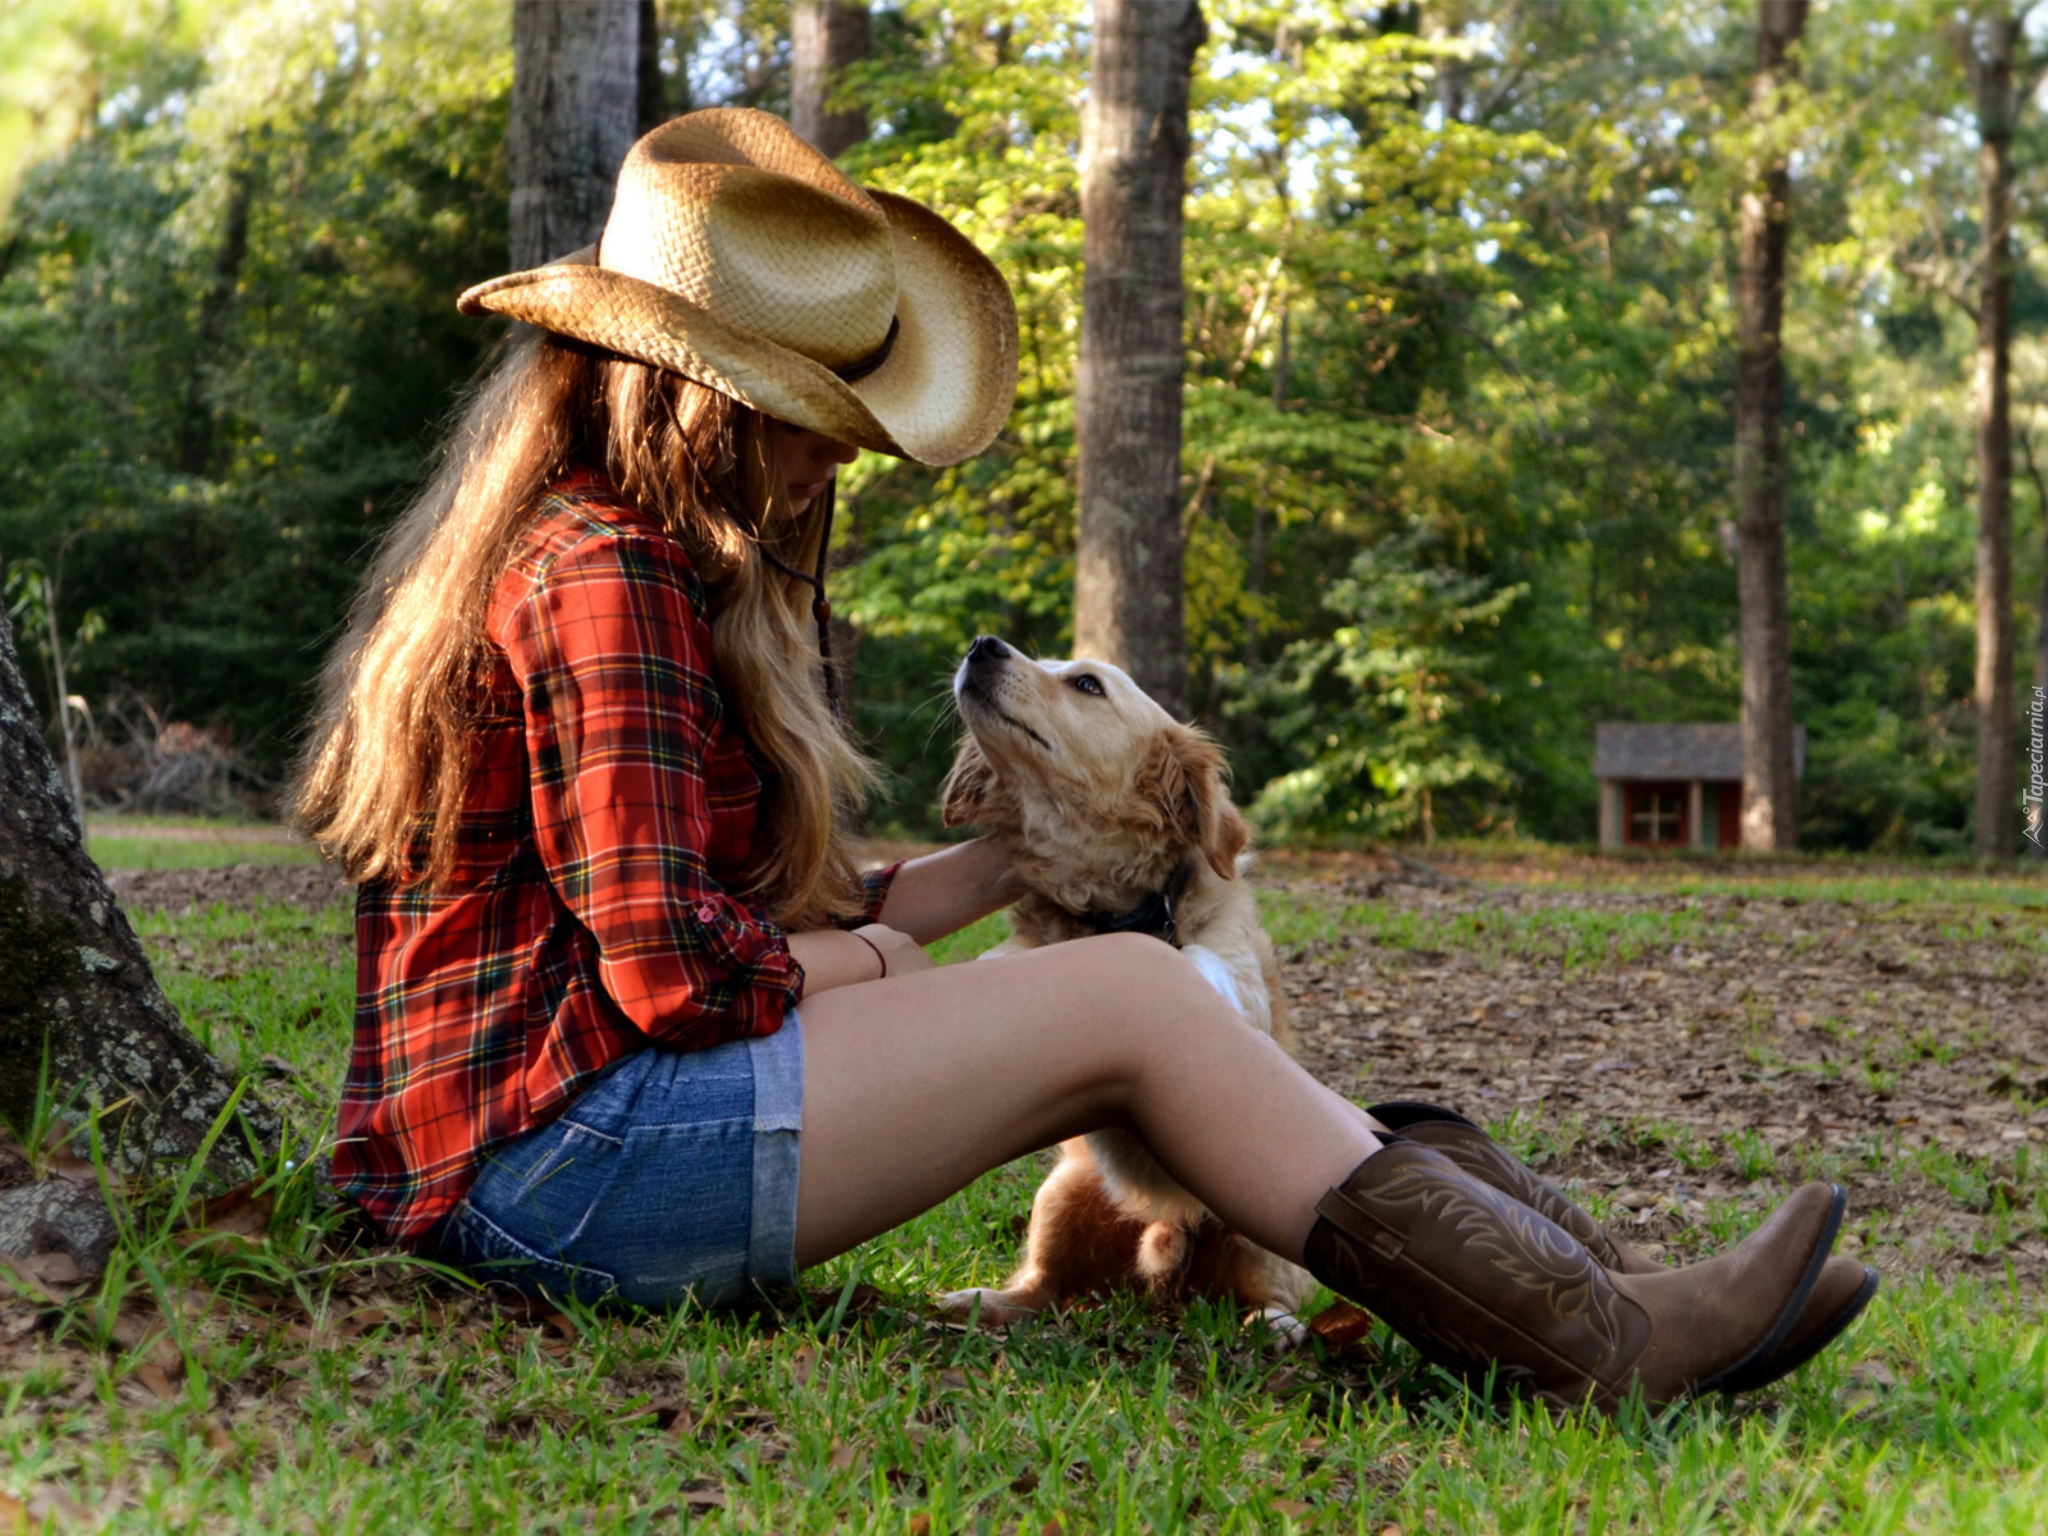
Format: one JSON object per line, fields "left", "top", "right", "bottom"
{"left": 1369, "top": 1101, "right": 1880, "bottom": 1394}
{"left": 1301, "top": 1141, "right": 1844, "bottom": 1413}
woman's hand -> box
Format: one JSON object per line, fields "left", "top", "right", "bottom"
{"left": 787, "top": 924, "right": 934, "bottom": 998}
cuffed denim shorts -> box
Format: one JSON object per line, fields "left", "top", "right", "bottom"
{"left": 433, "top": 1012, "right": 804, "bottom": 1308}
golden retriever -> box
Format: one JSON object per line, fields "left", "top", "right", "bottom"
{"left": 935, "top": 635, "right": 1315, "bottom": 1340}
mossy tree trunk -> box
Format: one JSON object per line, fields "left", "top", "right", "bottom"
{"left": 0, "top": 610, "right": 277, "bottom": 1179}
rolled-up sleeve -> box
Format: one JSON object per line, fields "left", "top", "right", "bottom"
{"left": 502, "top": 528, "right": 799, "bottom": 1045}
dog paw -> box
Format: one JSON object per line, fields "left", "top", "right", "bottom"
{"left": 937, "top": 1287, "right": 1039, "bottom": 1325}
{"left": 1252, "top": 1305, "right": 1310, "bottom": 1352}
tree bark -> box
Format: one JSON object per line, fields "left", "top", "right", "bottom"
{"left": 0, "top": 611, "right": 277, "bottom": 1179}
{"left": 637, "top": 0, "right": 668, "bottom": 133}
{"left": 2023, "top": 524, "right": 2039, "bottom": 860}
{"left": 1969, "top": 6, "right": 2019, "bottom": 859}
{"left": 510, "top": 0, "right": 643, "bottom": 271}
{"left": 791, "top": 0, "right": 871, "bottom": 159}
{"left": 1732, "top": 0, "right": 1807, "bottom": 852}
{"left": 1073, "top": 0, "right": 1205, "bottom": 720}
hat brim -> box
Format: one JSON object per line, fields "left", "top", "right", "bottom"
{"left": 459, "top": 190, "right": 1017, "bottom": 468}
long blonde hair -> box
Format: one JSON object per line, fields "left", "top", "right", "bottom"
{"left": 294, "top": 330, "right": 874, "bottom": 926}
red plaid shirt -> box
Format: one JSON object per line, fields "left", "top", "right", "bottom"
{"left": 334, "top": 468, "right": 893, "bottom": 1247}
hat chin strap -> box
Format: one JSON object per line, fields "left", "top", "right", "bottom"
{"left": 756, "top": 477, "right": 842, "bottom": 720}
{"left": 679, "top": 442, "right": 845, "bottom": 720}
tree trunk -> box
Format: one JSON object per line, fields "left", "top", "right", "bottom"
{"left": 1970, "top": 7, "right": 2019, "bottom": 859}
{"left": 0, "top": 611, "right": 277, "bottom": 1179}
{"left": 638, "top": 0, "right": 668, "bottom": 133}
{"left": 1732, "top": 0, "right": 1807, "bottom": 852}
{"left": 2026, "top": 429, "right": 2048, "bottom": 859}
{"left": 510, "top": 0, "right": 643, "bottom": 271}
{"left": 791, "top": 0, "right": 871, "bottom": 159}
{"left": 2030, "top": 520, "right": 2047, "bottom": 858}
{"left": 1073, "top": 0, "right": 1205, "bottom": 720}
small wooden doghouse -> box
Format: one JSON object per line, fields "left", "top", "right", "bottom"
{"left": 1594, "top": 723, "right": 1806, "bottom": 852}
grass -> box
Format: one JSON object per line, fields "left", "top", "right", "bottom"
{"left": 86, "top": 816, "right": 324, "bottom": 872}
{"left": 3, "top": 822, "right": 2046, "bottom": 1531}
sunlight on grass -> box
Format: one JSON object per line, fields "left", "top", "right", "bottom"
{"left": 87, "top": 814, "right": 323, "bottom": 872}
{"left": 6, "top": 857, "right": 2041, "bottom": 1531}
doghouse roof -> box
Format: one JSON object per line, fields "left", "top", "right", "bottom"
{"left": 1594, "top": 722, "right": 1806, "bottom": 782}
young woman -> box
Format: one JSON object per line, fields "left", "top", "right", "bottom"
{"left": 297, "top": 109, "right": 1872, "bottom": 1414}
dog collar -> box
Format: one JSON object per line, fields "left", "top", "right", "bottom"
{"left": 1074, "top": 857, "right": 1195, "bottom": 949}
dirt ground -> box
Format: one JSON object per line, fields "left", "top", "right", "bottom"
{"left": 110, "top": 847, "right": 2048, "bottom": 1288}
{"left": 104, "top": 863, "right": 351, "bottom": 913}
{"left": 1267, "top": 850, "right": 2048, "bottom": 1289}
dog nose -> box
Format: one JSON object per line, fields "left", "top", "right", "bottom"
{"left": 967, "top": 635, "right": 1010, "bottom": 668}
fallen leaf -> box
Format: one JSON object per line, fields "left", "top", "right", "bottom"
{"left": 193, "top": 1184, "right": 274, "bottom": 1238}
{"left": 907, "top": 1516, "right": 932, "bottom": 1536}
{"left": 13, "top": 1252, "right": 82, "bottom": 1288}
{"left": 25, "top": 1486, "right": 89, "bottom": 1528}
{"left": 790, "top": 1344, "right": 817, "bottom": 1386}
{"left": 0, "top": 1258, "right": 68, "bottom": 1308}
{"left": 647, "top": 1401, "right": 696, "bottom": 1437}
{"left": 0, "top": 1492, "right": 24, "bottom": 1535}
{"left": 1009, "top": 1470, "right": 1040, "bottom": 1494}
{"left": 828, "top": 1441, "right": 863, "bottom": 1472}
{"left": 681, "top": 1489, "right": 726, "bottom": 1509}
{"left": 109, "top": 1310, "right": 182, "bottom": 1373}
{"left": 45, "top": 1147, "right": 99, "bottom": 1187}
{"left": 1272, "top": 1498, "right": 1313, "bottom": 1517}
{"left": 1307, "top": 1300, "right": 1376, "bottom": 1348}
{"left": 133, "top": 1364, "right": 177, "bottom": 1401}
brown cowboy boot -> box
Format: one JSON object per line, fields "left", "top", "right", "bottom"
{"left": 1369, "top": 1101, "right": 1880, "bottom": 1393}
{"left": 1300, "top": 1141, "right": 1844, "bottom": 1413}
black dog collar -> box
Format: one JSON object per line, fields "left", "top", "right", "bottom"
{"left": 1073, "top": 858, "right": 1195, "bottom": 950}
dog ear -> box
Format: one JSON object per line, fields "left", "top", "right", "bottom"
{"left": 1137, "top": 727, "right": 1248, "bottom": 880}
{"left": 941, "top": 735, "right": 997, "bottom": 827}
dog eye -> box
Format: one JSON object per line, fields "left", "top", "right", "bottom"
{"left": 1068, "top": 674, "right": 1105, "bottom": 698}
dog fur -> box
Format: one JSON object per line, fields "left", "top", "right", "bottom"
{"left": 936, "top": 637, "right": 1315, "bottom": 1338}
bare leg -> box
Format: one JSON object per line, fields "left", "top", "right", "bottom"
{"left": 791, "top": 933, "right": 1380, "bottom": 1271}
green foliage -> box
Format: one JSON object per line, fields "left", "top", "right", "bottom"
{"left": 2, "top": 0, "right": 2044, "bottom": 848}
{"left": 1241, "top": 528, "right": 1525, "bottom": 838}
{"left": 0, "top": 0, "right": 509, "bottom": 756}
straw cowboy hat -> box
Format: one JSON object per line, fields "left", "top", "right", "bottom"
{"left": 459, "top": 108, "right": 1018, "bottom": 467}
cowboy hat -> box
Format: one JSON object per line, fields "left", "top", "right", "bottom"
{"left": 458, "top": 108, "right": 1017, "bottom": 468}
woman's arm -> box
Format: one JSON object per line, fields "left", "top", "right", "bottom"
{"left": 787, "top": 923, "right": 930, "bottom": 995}
{"left": 789, "top": 840, "right": 1015, "bottom": 1000}
{"left": 871, "top": 837, "right": 1020, "bottom": 947}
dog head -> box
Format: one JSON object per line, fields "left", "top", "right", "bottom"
{"left": 943, "top": 636, "right": 1248, "bottom": 895}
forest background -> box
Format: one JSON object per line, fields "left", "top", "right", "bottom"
{"left": 2, "top": 0, "right": 2044, "bottom": 855}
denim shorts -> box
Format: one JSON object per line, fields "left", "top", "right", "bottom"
{"left": 434, "top": 1012, "right": 804, "bottom": 1308}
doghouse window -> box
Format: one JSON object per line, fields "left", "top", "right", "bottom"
{"left": 1626, "top": 786, "right": 1685, "bottom": 846}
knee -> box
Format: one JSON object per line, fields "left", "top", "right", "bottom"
{"left": 1060, "top": 933, "right": 1241, "bottom": 1032}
